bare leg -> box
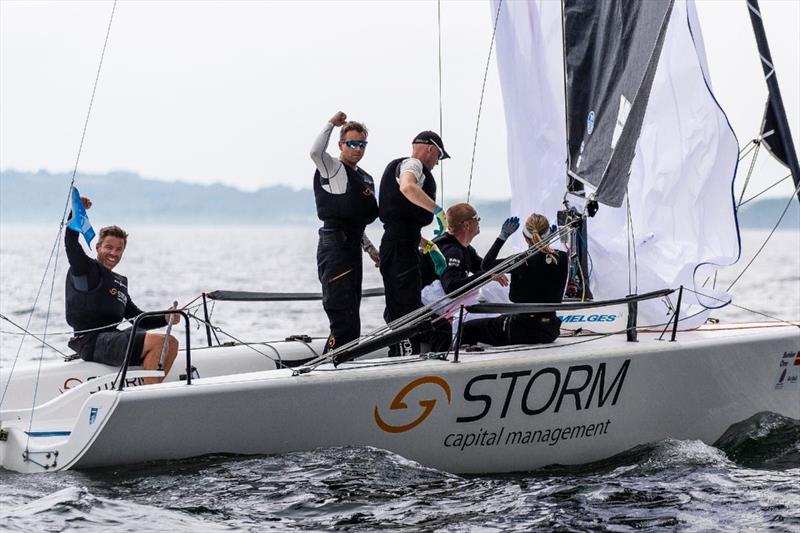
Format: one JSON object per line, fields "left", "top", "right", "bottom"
{"left": 140, "top": 333, "right": 179, "bottom": 385}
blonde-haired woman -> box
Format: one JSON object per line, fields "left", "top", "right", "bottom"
{"left": 461, "top": 213, "right": 569, "bottom": 346}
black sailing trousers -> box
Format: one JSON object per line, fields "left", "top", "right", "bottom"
{"left": 461, "top": 312, "right": 562, "bottom": 347}
{"left": 317, "top": 228, "right": 363, "bottom": 353}
{"left": 379, "top": 234, "right": 450, "bottom": 356}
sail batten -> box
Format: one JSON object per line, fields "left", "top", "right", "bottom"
{"left": 564, "top": 0, "right": 675, "bottom": 207}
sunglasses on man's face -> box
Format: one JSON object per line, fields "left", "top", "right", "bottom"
{"left": 344, "top": 140, "right": 368, "bottom": 149}
{"left": 468, "top": 215, "right": 481, "bottom": 223}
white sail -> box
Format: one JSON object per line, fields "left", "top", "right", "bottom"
{"left": 493, "top": 0, "right": 740, "bottom": 327}
{"left": 492, "top": 0, "right": 567, "bottom": 230}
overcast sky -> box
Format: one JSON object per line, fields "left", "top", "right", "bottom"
{"left": 1, "top": 0, "right": 798, "bottom": 202}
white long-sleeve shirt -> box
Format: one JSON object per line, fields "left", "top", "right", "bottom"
{"left": 310, "top": 121, "right": 376, "bottom": 253}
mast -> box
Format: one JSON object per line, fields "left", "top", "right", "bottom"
{"left": 746, "top": 0, "right": 800, "bottom": 204}
{"left": 560, "top": 0, "right": 593, "bottom": 300}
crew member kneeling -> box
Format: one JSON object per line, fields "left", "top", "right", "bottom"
{"left": 461, "top": 213, "right": 567, "bottom": 346}
{"left": 65, "top": 197, "right": 179, "bottom": 384}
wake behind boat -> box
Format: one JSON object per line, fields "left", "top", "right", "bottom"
{"left": 1, "top": 0, "right": 799, "bottom": 474}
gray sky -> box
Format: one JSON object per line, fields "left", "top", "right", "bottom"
{"left": 1, "top": 0, "right": 798, "bottom": 201}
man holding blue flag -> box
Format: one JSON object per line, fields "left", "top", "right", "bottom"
{"left": 64, "top": 193, "right": 179, "bottom": 385}
{"left": 67, "top": 186, "right": 96, "bottom": 246}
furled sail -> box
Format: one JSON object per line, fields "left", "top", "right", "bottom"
{"left": 564, "top": 0, "right": 674, "bottom": 208}
{"left": 493, "top": 0, "right": 740, "bottom": 328}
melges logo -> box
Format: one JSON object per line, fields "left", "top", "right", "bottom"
{"left": 374, "top": 376, "right": 451, "bottom": 433}
{"left": 560, "top": 314, "right": 618, "bottom": 323}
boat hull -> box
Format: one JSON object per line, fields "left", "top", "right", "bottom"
{"left": 46, "top": 324, "right": 798, "bottom": 474}
{"left": 0, "top": 338, "right": 327, "bottom": 412}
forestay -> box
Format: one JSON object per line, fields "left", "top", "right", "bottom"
{"left": 492, "top": 0, "right": 740, "bottom": 328}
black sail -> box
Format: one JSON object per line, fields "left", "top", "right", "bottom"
{"left": 747, "top": 0, "right": 800, "bottom": 204}
{"left": 564, "top": 0, "right": 674, "bottom": 207}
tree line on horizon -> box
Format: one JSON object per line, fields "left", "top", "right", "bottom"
{"left": 1, "top": 169, "right": 796, "bottom": 229}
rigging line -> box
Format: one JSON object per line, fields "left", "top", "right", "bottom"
{"left": 559, "top": 0, "right": 572, "bottom": 176}
{"left": 699, "top": 174, "right": 791, "bottom": 290}
{"left": 577, "top": 248, "right": 586, "bottom": 301}
{"left": 486, "top": 308, "right": 729, "bottom": 356}
{"left": 683, "top": 287, "right": 799, "bottom": 328}
{"left": 436, "top": 0, "right": 444, "bottom": 206}
{"left": 184, "top": 311, "right": 280, "bottom": 363}
{"left": 737, "top": 141, "right": 761, "bottom": 207}
{"left": 0, "top": 230, "right": 63, "bottom": 410}
{"left": 0, "top": 317, "right": 127, "bottom": 337}
{"left": 181, "top": 294, "right": 203, "bottom": 310}
{"left": 368, "top": 225, "right": 572, "bottom": 336}
{"left": 26, "top": 229, "right": 65, "bottom": 455}
{"left": 306, "top": 236, "right": 558, "bottom": 370}
{"left": 314, "top": 356, "right": 428, "bottom": 372}
{"left": 324, "top": 298, "right": 735, "bottom": 366}
{"left": 1, "top": 1, "right": 118, "bottom": 412}
{"left": 625, "top": 192, "right": 639, "bottom": 294}
{"left": 467, "top": 0, "right": 503, "bottom": 202}
{"left": 63, "top": 0, "right": 118, "bottom": 200}
{"left": 488, "top": 318, "right": 663, "bottom": 355}
{"left": 738, "top": 139, "right": 756, "bottom": 160}
{"left": 0, "top": 300, "right": 199, "bottom": 337}
{"left": 738, "top": 173, "right": 792, "bottom": 207}
{"left": 303, "top": 222, "right": 580, "bottom": 371}
{"left": 387, "top": 222, "right": 577, "bottom": 329}
{"left": 726, "top": 181, "right": 800, "bottom": 292}
{"left": 625, "top": 193, "right": 632, "bottom": 295}
{"left": 389, "top": 223, "right": 577, "bottom": 338}
{"left": 0, "top": 314, "right": 69, "bottom": 356}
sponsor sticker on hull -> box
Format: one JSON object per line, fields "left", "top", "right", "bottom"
{"left": 775, "top": 351, "right": 800, "bottom": 391}
{"left": 557, "top": 306, "right": 625, "bottom": 333}
{"left": 374, "top": 359, "right": 631, "bottom": 453}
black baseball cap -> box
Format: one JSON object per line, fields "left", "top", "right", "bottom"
{"left": 412, "top": 131, "right": 450, "bottom": 160}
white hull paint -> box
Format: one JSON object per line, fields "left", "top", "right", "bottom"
{"left": 0, "top": 338, "right": 328, "bottom": 412}
{"left": 2, "top": 324, "right": 798, "bottom": 474}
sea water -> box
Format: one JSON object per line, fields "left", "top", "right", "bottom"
{"left": 0, "top": 225, "right": 798, "bottom": 531}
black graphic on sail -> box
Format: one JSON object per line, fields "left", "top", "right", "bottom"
{"left": 747, "top": 0, "right": 800, "bottom": 203}
{"left": 564, "top": 0, "right": 674, "bottom": 208}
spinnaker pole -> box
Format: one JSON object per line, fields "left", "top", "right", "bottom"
{"left": 746, "top": 0, "right": 800, "bottom": 204}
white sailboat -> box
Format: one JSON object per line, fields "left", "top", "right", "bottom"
{"left": 1, "top": 0, "right": 798, "bottom": 474}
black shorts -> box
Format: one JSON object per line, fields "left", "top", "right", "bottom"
{"left": 71, "top": 329, "right": 147, "bottom": 366}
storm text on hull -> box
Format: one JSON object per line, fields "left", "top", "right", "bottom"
{"left": 456, "top": 359, "right": 631, "bottom": 423}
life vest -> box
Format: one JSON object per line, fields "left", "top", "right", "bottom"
{"left": 313, "top": 164, "right": 378, "bottom": 234}
{"left": 378, "top": 157, "right": 436, "bottom": 239}
{"left": 65, "top": 262, "right": 130, "bottom": 333}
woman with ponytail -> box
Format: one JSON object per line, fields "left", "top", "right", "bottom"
{"left": 461, "top": 213, "right": 569, "bottom": 346}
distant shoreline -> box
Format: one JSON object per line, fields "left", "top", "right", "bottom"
{"left": 2, "top": 169, "right": 797, "bottom": 229}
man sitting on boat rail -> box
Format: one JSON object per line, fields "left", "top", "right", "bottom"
{"left": 421, "top": 203, "right": 513, "bottom": 334}
{"left": 64, "top": 196, "right": 179, "bottom": 384}
{"left": 310, "top": 111, "right": 380, "bottom": 353}
{"left": 422, "top": 202, "right": 510, "bottom": 297}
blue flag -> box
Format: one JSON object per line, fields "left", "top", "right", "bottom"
{"left": 67, "top": 187, "right": 96, "bottom": 247}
